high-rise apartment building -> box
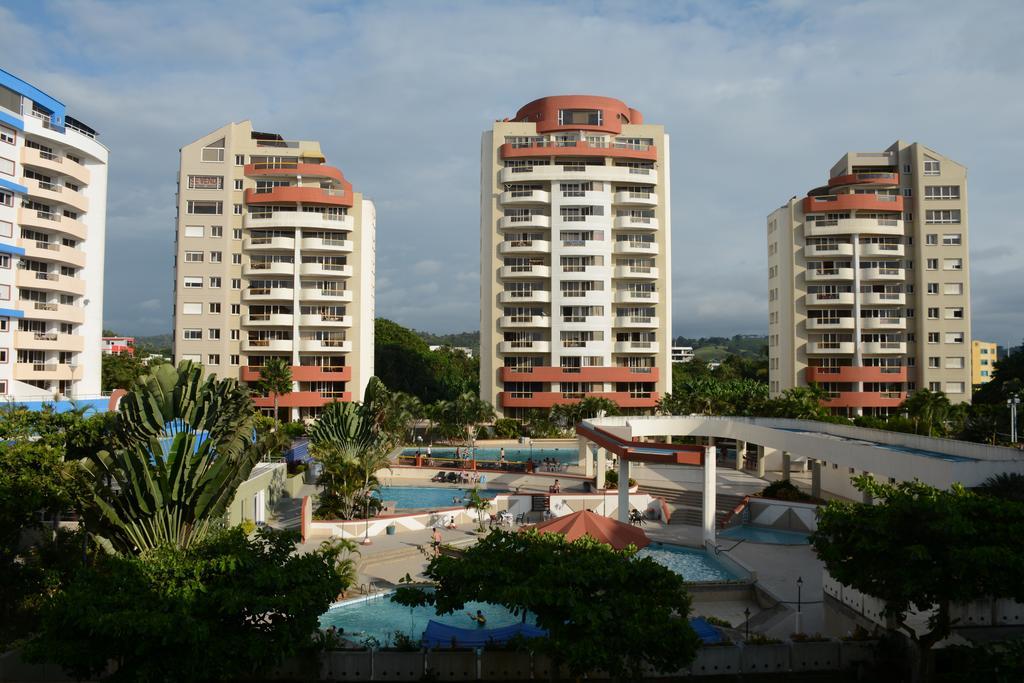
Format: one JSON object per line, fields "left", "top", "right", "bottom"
{"left": 173, "top": 121, "right": 375, "bottom": 419}
{"left": 0, "top": 69, "right": 107, "bottom": 400}
{"left": 972, "top": 340, "right": 998, "bottom": 385}
{"left": 480, "top": 96, "right": 671, "bottom": 418}
{"left": 768, "top": 141, "right": 972, "bottom": 415}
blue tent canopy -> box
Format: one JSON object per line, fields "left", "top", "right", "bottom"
{"left": 421, "top": 620, "right": 547, "bottom": 649}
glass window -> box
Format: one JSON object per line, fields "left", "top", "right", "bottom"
{"left": 182, "top": 302, "right": 202, "bottom": 315}
{"left": 187, "top": 175, "right": 223, "bottom": 190}
{"left": 201, "top": 139, "right": 225, "bottom": 162}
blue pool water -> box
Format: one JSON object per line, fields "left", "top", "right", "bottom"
{"left": 636, "top": 543, "right": 740, "bottom": 582}
{"left": 320, "top": 592, "right": 535, "bottom": 646}
{"left": 401, "top": 446, "right": 575, "bottom": 464}
{"left": 719, "top": 524, "right": 811, "bottom": 545}
{"left": 374, "top": 486, "right": 503, "bottom": 510}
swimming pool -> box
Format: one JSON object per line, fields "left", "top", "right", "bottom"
{"left": 374, "top": 486, "right": 504, "bottom": 510}
{"left": 719, "top": 524, "right": 811, "bottom": 545}
{"left": 636, "top": 543, "right": 740, "bottom": 582}
{"left": 320, "top": 592, "right": 535, "bottom": 646}
{"left": 401, "top": 446, "right": 576, "bottom": 464}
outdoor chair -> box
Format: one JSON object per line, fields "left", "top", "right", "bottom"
{"left": 431, "top": 471, "right": 447, "bottom": 482}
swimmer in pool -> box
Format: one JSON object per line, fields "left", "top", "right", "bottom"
{"left": 467, "top": 609, "right": 487, "bottom": 626}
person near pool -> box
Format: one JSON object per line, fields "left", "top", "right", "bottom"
{"left": 467, "top": 609, "right": 487, "bottom": 627}
{"left": 431, "top": 527, "right": 442, "bottom": 555}
{"left": 549, "top": 479, "right": 561, "bottom": 494}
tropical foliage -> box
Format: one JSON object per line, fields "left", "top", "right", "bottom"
{"left": 310, "top": 399, "right": 388, "bottom": 520}
{"left": 426, "top": 391, "right": 495, "bottom": 444}
{"left": 78, "top": 361, "right": 285, "bottom": 553}
{"left": 463, "top": 487, "right": 492, "bottom": 532}
{"left": 374, "top": 318, "right": 479, "bottom": 403}
{"left": 102, "top": 350, "right": 168, "bottom": 393}
{"left": 256, "top": 357, "right": 293, "bottom": 425}
{"left": 394, "top": 530, "right": 700, "bottom": 678}
{"left": 27, "top": 527, "right": 356, "bottom": 683}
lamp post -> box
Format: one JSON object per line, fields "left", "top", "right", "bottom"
{"left": 743, "top": 607, "right": 751, "bottom": 641}
{"left": 796, "top": 576, "right": 803, "bottom": 634}
{"left": 1008, "top": 395, "right": 1021, "bottom": 443}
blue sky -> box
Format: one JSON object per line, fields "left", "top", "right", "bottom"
{"left": 2, "top": 0, "right": 1022, "bottom": 345}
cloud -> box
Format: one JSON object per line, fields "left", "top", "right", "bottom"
{"left": 1, "top": 0, "right": 1021, "bottom": 343}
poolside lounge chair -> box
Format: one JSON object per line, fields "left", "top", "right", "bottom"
{"left": 431, "top": 471, "right": 447, "bottom": 482}
{"left": 444, "top": 472, "right": 460, "bottom": 483}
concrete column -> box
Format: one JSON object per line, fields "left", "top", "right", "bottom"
{"left": 595, "top": 448, "right": 607, "bottom": 490}
{"left": 756, "top": 445, "right": 766, "bottom": 477}
{"left": 702, "top": 446, "right": 717, "bottom": 546}
{"left": 617, "top": 457, "right": 630, "bottom": 523}
{"left": 579, "top": 438, "right": 592, "bottom": 478}
{"left": 811, "top": 460, "right": 822, "bottom": 499}
{"left": 782, "top": 451, "right": 791, "bottom": 480}
{"left": 734, "top": 440, "right": 746, "bottom": 471}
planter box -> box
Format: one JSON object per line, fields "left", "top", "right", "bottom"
{"left": 319, "top": 651, "right": 371, "bottom": 680}
{"left": 425, "top": 651, "right": 477, "bottom": 681}
{"left": 690, "top": 645, "right": 741, "bottom": 677}
{"left": 741, "top": 643, "right": 789, "bottom": 673}
{"left": 790, "top": 641, "right": 840, "bottom": 671}
{"left": 839, "top": 640, "right": 878, "bottom": 669}
{"left": 373, "top": 651, "right": 424, "bottom": 680}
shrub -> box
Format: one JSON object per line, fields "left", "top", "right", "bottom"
{"left": 790, "top": 632, "right": 829, "bottom": 642}
{"left": 704, "top": 616, "right": 732, "bottom": 628}
{"left": 603, "top": 470, "right": 637, "bottom": 490}
{"left": 746, "top": 633, "right": 783, "bottom": 645}
{"left": 390, "top": 630, "right": 421, "bottom": 652}
{"left": 280, "top": 421, "right": 308, "bottom": 439}
{"left": 493, "top": 418, "right": 521, "bottom": 440}
{"left": 760, "top": 479, "right": 815, "bottom": 502}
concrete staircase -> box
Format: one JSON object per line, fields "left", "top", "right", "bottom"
{"left": 640, "top": 485, "right": 747, "bottom": 527}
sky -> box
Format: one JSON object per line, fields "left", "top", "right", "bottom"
{"left": 1, "top": 0, "right": 1021, "bottom": 345}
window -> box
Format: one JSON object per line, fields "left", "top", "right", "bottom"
{"left": 0, "top": 317, "right": 6, "bottom": 331}
{"left": 945, "top": 357, "right": 965, "bottom": 369}
{"left": 230, "top": 354, "right": 240, "bottom": 365}
{"left": 945, "top": 332, "right": 965, "bottom": 344}
{"left": 210, "top": 225, "right": 223, "bottom": 238}
{"left": 231, "top": 304, "right": 240, "bottom": 315}
{"left": 902, "top": 188, "right": 912, "bottom": 196}
{"left": 231, "top": 278, "right": 241, "bottom": 290}
{"left": 929, "top": 382, "right": 942, "bottom": 392}
{"left": 928, "top": 357, "right": 940, "bottom": 368}
{"left": 944, "top": 282, "right": 963, "bottom": 295}
{"left": 0, "top": 125, "right": 15, "bottom": 145}
{"left": 233, "top": 229, "right": 242, "bottom": 240}
{"left": 945, "top": 382, "right": 965, "bottom": 394}
{"left": 925, "top": 185, "right": 959, "bottom": 199}
{"left": 926, "top": 258, "right": 938, "bottom": 270}
{"left": 182, "top": 354, "right": 201, "bottom": 362}
{"left": 208, "top": 329, "right": 221, "bottom": 340}
{"left": 183, "top": 276, "right": 203, "bottom": 288}
{"left": 906, "top": 308, "right": 915, "bottom": 318}
{"left": 184, "top": 225, "right": 204, "bottom": 238}
{"left": 945, "top": 307, "right": 964, "bottom": 319}
{"left": 209, "top": 277, "right": 221, "bottom": 288}
{"left": 0, "top": 157, "right": 13, "bottom": 176}
{"left": 905, "top": 212, "right": 913, "bottom": 221}
{"left": 232, "top": 254, "right": 241, "bottom": 264}
{"left": 182, "top": 302, "right": 202, "bottom": 315}
{"left": 209, "top": 302, "right": 221, "bottom": 313}
{"left": 210, "top": 251, "right": 222, "bottom": 263}
{"left": 234, "top": 154, "right": 244, "bottom": 166}
{"left": 942, "top": 234, "right": 962, "bottom": 246}
{"left": 186, "top": 200, "right": 222, "bottom": 215}
{"left": 233, "top": 179, "right": 243, "bottom": 190}
{"left": 927, "top": 308, "right": 939, "bottom": 319}
{"left": 201, "top": 139, "right": 225, "bottom": 162}
{"left": 0, "top": 348, "right": 6, "bottom": 363}
{"left": 928, "top": 332, "right": 940, "bottom": 343}
{"left": 0, "top": 254, "right": 8, "bottom": 269}
{"left": 943, "top": 258, "right": 963, "bottom": 271}
{"left": 183, "top": 329, "right": 202, "bottom": 340}
{"left": 926, "top": 209, "right": 960, "bottom": 224}
{"left": 208, "top": 354, "right": 220, "bottom": 365}
{"left": 925, "top": 234, "right": 938, "bottom": 245}
{"left": 902, "top": 163, "right": 911, "bottom": 173}
{"left": 187, "top": 175, "right": 223, "bottom": 190}
{"left": 927, "top": 283, "right": 939, "bottom": 294}
{"left": 184, "top": 251, "right": 204, "bottom": 263}
{"left": 0, "top": 220, "right": 11, "bottom": 238}
{"left": 0, "top": 190, "right": 13, "bottom": 207}
{"left": 558, "top": 109, "right": 602, "bottom": 126}
{"left": 233, "top": 204, "right": 242, "bottom": 215}
{"left": 923, "top": 159, "right": 940, "bottom": 176}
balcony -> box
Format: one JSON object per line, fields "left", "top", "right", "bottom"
{"left": 555, "top": 213, "right": 606, "bottom": 227}
{"left": 499, "top": 140, "right": 657, "bottom": 162}
{"left": 499, "top": 390, "right": 658, "bottom": 409}
{"left": 23, "top": 178, "right": 89, "bottom": 213}
{"left": 244, "top": 186, "right": 352, "bottom": 208}
{"left": 859, "top": 243, "right": 905, "bottom": 258}
{"left": 241, "top": 365, "right": 352, "bottom": 383}
{"left": 860, "top": 266, "right": 904, "bottom": 281}
{"left": 861, "top": 341, "right": 906, "bottom": 355}
{"left": 298, "top": 288, "right": 352, "bottom": 303}
{"left": 299, "top": 338, "right": 352, "bottom": 353}
{"left": 299, "top": 314, "right": 352, "bottom": 328}
{"left": 242, "top": 313, "right": 294, "bottom": 327}
{"left": 806, "top": 317, "right": 855, "bottom": 330}
{"left": 613, "top": 315, "right": 659, "bottom": 328}
{"left": 804, "top": 217, "right": 904, "bottom": 238}
{"left": 806, "top": 341, "right": 856, "bottom": 355}
{"left": 13, "top": 362, "right": 77, "bottom": 381}
{"left": 498, "top": 214, "right": 551, "bottom": 230}
{"left": 802, "top": 193, "right": 903, "bottom": 214}
{"left": 498, "top": 290, "right": 550, "bottom": 304}
{"left": 805, "top": 243, "right": 854, "bottom": 257}
{"left": 301, "top": 236, "right": 353, "bottom": 253}
{"left": 804, "top": 268, "right": 854, "bottom": 282}
{"left": 300, "top": 262, "right": 352, "bottom": 278}
{"left": 242, "top": 287, "right": 294, "bottom": 302}
{"left": 241, "top": 338, "right": 293, "bottom": 353}
{"left": 498, "top": 315, "right": 549, "bottom": 328}
{"left": 499, "top": 264, "right": 551, "bottom": 279}
{"left": 613, "top": 240, "right": 659, "bottom": 255}
{"left": 613, "top": 265, "right": 658, "bottom": 280}
{"left": 253, "top": 391, "right": 351, "bottom": 409}
{"left": 21, "top": 146, "right": 91, "bottom": 184}
{"left": 244, "top": 162, "right": 345, "bottom": 183}
{"left": 498, "top": 240, "right": 551, "bottom": 255}
{"left": 498, "top": 165, "right": 658, "bottom": 186}
{"left": 16, "top": 269, "right": 86, "bottom": 295}
{"left": 614, "top": 340, "right": 658, "bottom": 353}
{"left": 500, "top": 366, "right": 659, "bottom": 383}
{"left": 560, "top": 239, "right": 606, "bottom": 252}
{"left": 245, "top": 211, "right": 353, "bottom": 232}
{"left": 242, "top": 261, "right": 294, "bottom": 277}
{"left": 18, "top": 239, "right": 86, "bottom": 268}
{"left": 25, "top": 301, "right": 84, "bottom": 324}
{"left": 243, "top": 236, "right": 295, "bottom": 251}
{"left": 859, "top": 292, "right": 905, "bottom": 306}
{"left": 613, "top": 191, "right": 658, "bottom": 207}
{"left": 498, "top": 340, "right": 551, "bottom": 354}
{"left": 861, "top": 316, "right": 906, "bottom": 330}
{"left": 824, "top": 391, "right": 907, "bottom": 409}
{"left": 14, "top": 330, "right": 84, "bottom": 352}
{"left": 18, "top": 207, "right": 87, "bottom": 240}
{"left": 805, "top": 366, "right": 908, "bottom": 383}
{"left": 612, "top": 215, "right": 658, "bottom": 230}
{"left": 827, "top": 172, "right": 899, "bottom": 188}
{"left": 614, "top": 290, "right": 658, "bottom": 304}
{"left": 806, "top": 292, "right": 855, "bottom": 306}
{"left": 499, "top": 189, "right": 550, "bottom": 205}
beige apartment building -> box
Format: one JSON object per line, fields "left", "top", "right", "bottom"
{"left": 480, "top": 96, "right": 672, "bottom": 418}
{"left": 972, "top": 340, "right": 998, "bottom": 385}
{"left": 173, "top": 121, "right": 375, "bottom": 419}
{"left": 768, "top": 141, "right": 972, "bottom": 416}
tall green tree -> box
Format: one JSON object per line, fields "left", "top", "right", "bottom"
{"left": 428, "top": 392, "right": 494, "bottom": 444}
{"left": 79, "top": 361, "right": 283, "bottom": 554}
{"left": 551, "top": 396, "right": 621, "bottom": 429}
{"left": 256, "top": 357, "right": 293, "bottom": 427}
{"left": 901, "top": 388, "right": 953, "bottom": 437}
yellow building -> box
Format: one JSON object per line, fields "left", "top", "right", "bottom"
{"left": 972, "top": 340, "right": 998, "bottom": 385}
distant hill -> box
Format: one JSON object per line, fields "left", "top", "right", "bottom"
{"left": 674, "top": 334, "right": 767, "bottom": 361}
{"left": 413, "top": 329, "right": 480, "bottom": 353}
{"left": 135, "top": 333, "right": 173, "bottom": 356}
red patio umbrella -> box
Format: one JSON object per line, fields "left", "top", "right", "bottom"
{"left": 528, "top": 509, "right": 650, "bottom": 550}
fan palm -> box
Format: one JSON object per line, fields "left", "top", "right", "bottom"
{"left": 901, "top": 388, "right": 952, "bottom": 437}
{"left": 257, "top": 357, "right": 293, "bottom": 428}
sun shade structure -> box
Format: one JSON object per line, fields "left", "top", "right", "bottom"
{"left": 529, "top": 509, "right": 650, "bottom": 550}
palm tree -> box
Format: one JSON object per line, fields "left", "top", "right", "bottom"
{"left": 901, "top": 388, "right": 952, "bottom": 437}
{"left": 464, "top": 488, "right": 493, "bottom": 532}
{"left": 257, "top": 357, "right": 293, "bottom": 428}
{"left": 78, "top": 361, "right": 284, "bottom": 554}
